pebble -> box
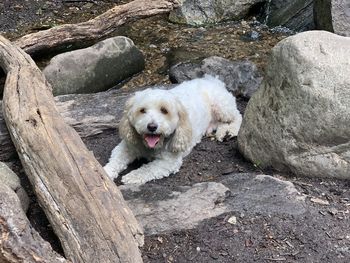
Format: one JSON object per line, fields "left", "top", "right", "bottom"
{"left": 227, "top": 216, "right": 237, "bottom": 225}
{"left": 310, "top": 197, "right": 330, "bottom": 205}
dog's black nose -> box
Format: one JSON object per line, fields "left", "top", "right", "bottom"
{"left": 147, "top": 123, "right": 158, "bottom": 132}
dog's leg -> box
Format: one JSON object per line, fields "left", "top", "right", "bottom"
{"left": 121, "top": 153, "right": 183, "bottom": 184}
{"left": 215, "top": 120, "right": 242, "bottom": 141}
{"left": 212, "top": 94, "right": 242, "bottom": 141}
{"left": 104, "top": 140, "right": 137, "bottom": 180}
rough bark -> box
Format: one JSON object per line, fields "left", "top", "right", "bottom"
{"left": 0, "top": 89, "right": 129, "bottom": 161}
{"left": 0, "top": 35, "right": 143, "bottom": 263}
{"left": 0, "top": 184, "right": 68, "bottom": 263}
{"left": 15, "top": 0, "right": 180, "bottom": 56}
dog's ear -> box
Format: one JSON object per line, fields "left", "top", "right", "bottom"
{"left": 168, "top": 100, "right": 192, "bottom": 153}
{"left": 119, "top": 96, "right": 138, "bottom": 144}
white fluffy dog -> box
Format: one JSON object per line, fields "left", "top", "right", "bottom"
{"left": 104, "top": 75, "right": 242, "bottom": 184}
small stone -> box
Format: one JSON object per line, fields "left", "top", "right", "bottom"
{"left": 83, "top": 3, "right": 94, "bottom": 9}
{"left": 311, "top": 197, "right": 330, "bottom": 205}
{"left": 221, "top": 167, "right": 235, "bottom": 175}
{"left": 0, "top": 162, "right": 29, "bottom": 211}
{"left": 210, "top": 252, "right": 219, "bottom": 259}
{"left": 36, "top": 8, "right": 43, "bottom": 15}
{"left": 227, "top": 216, "right": 237, "bottom": 225}
{"left": 328, "top": 208, "right": 338, "bottom": 216}
{"left": 319, "top": 211, "right": 327, "bottom": 216}
{"left": 241, "top": 20, "right": 249, "bottom": 28}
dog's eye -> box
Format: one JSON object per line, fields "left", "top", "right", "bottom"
{"left": 160, "top": 107, "right": 168, "bottom": 114}
{"left": 140, "top": 108, "right": 146, "bottom": 114}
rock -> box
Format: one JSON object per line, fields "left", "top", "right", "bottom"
{"left": 240, "top": 30, "right": 262, "bottom": 42}
{"left": 169, "top": 56, "right": 262, "bottom": 98}
{"left": 169, "top": 0, "right": 265, "bottom": 25}
{"left": 227, "top": 216, "right": 237, "bottom": 224}
{"left": 264, "top": 0, "right": 314, "bottom": 31}
{"left": 221, "top": 174, "right": 307, "bottom": 215}
{"left": 120, "top": 173, "right": 306, "bottom": 234}
{"left": 120, "top": 182, "right": 231, "bottom": 234}
{"left": 165, "top": 47, "right": 206, "bottom": 69}
{"left": 0, "top": 162, "right": 29, "bottom": 211}
{"left": 314, "top": 0, "right": 350, "bottom": 36}
{"left": 238, "top": 31, "right": 350, "bottom": 179}
{"left": 43, "top": 36, "right": 145, "bottom": 95}
{"left": 310, "top": 197, "right": 330, "bottom": 205}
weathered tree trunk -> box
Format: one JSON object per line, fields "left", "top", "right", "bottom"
{"left": 0, "top": 89, "right": 129, "bottom": 161}
{"left": 0, "top": 184, "right": 68, "bottom": 263}
{"left": 15, "top": 0, "right": 180, "bottom": 56}
{"left": 0, "top": 35, "right": 143, "bottom": 263}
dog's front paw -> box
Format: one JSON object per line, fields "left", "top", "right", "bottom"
{"left": 215, "top": 122, "right": 240, "bottom": 141}
{"left": 104, "top": 165, "right": 119, "bottom": 180}
{"left": 121, "top": 171, "right": 148, "bottom": 185}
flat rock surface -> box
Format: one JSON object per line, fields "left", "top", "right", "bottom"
{"left": 120, "top": 182, "right": 231, "bottom": 235}
{"left": 120, "top": 173, "right": 307, "bottom": 235}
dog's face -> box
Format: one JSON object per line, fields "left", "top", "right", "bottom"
{"left": 119, "top": 88, "right": 192, "bottom": 152}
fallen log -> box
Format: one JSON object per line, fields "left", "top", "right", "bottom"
{"left": 0, "top": 35, "right": 143, "bottom": 262}
{"left": 15, "top": 0, "right": 180, "bottom": 56}
{"left": 0, "top": 184, "right": 68, "bottom": 263}
{"left": 0, "top": 89, "right": 129, "bottom": 161}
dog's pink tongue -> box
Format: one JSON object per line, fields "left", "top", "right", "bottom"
{"left": 144, "top": 134, "right": 160, "bottom": 148}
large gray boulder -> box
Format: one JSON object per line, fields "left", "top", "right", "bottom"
{"left": 264, "top": 0, "right": 314, "bottom": 31}
{"left": 43, "top": 36, "right": 145, "bottom": 95}
{"left": 169, "top": 56, "right": 262, "bottom": 98}
{"left": 238, "top": 31, "right": 350, "bottom": 179}
{"left": 314, "top": 0, "right": 350, "bottom": 36}
{"left": 169, "top": 0, "right": 265, "bottom": 25}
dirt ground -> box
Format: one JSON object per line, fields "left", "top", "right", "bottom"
{"left": 1, "top": 1, "right": 349, "bottom": 262}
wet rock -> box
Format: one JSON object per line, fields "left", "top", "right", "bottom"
{"left": 0, "top": 162, "right": 29, "bottom": 211}
{"left": 238, "top": 31, "right": 350, "bottom": 179}
{"left": 314, "top": 0, "right": 350, "bottom": 36}
{"left": 264, "top": 0, "right": 314, "bottom": 31}
{"left": 169, "top": 56, "right": 262, "bottom": 98}
{"left": 169, "top": 0, "right": 265, "bottom": 25}
{"left": 120, "top": 173, "right": 307, "bottom": 234}
{"left": 43, "top": 36, "right": 145, "bottom": 95}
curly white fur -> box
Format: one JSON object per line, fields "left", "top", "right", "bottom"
{"left": 104, "top": 75, "right": 242, "bottom": 184}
